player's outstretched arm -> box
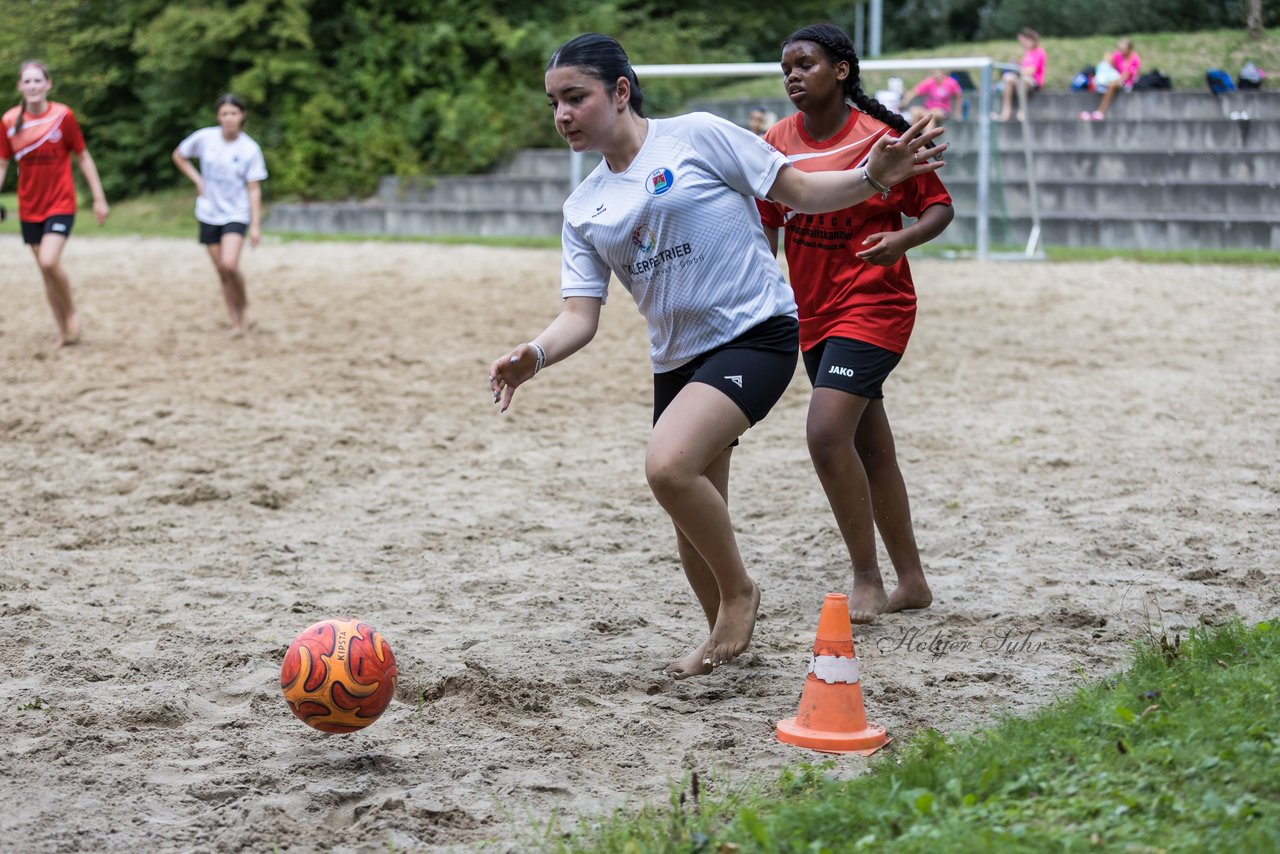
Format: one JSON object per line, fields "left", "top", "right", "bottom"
{"left": 768, "top": 115, "right": 946, "bottom": 215}
{"left": 489, "top": 296, "right": 602, "bottom": 413}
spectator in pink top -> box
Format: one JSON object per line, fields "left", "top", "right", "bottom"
{"left": 1081, "top": 38, "right": 1141, "bottom": 121}
{"left": 906, "top": 70, "right": 963, "bottom": 128}
{"left": 993, "top": 28, "right": 1046, "bottom": 122}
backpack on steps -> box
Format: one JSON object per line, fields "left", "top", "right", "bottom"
{"left": 1133, "top": 70, "right": 1171, "bottom": 91}
{"left": 1239, "top": 61, "right": 1266, "bottom": 89}
{"left": 1071, "top": 66, "right": 1094, "bottom": 91}
{"left": 1206, "top": 68, "right": 1236, "bottom": 94}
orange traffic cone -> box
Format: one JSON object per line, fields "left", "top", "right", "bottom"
{"left": 776, "top": 593, "right": 891, "bottom": 755}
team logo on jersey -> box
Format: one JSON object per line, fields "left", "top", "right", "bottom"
{"left": 631, "top": 225, "right": 657, "bottom": 254}
{"left": 48, "top": 129, "right": 62, "bottom": 143}
{"left": 645, "top": 168, "right": 674, "bottom": 196}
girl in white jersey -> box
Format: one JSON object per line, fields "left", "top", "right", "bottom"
{"left": 172, "top": 94, "right": 268, "bottom": 336}
{"left": 488, "top": 33, "right": 946, "bottom": 678}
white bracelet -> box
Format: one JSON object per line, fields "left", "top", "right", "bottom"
{"left": 528, "top": 341, "right": 546, "bottom": 374}
{"left": 862, "top": 166, "right": 892, "bottom": 199}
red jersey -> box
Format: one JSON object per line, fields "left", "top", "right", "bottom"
{"left": 0, "top": 102, "right": 86, "bottom": 221}
{"left": 758, "top": 110, "right": 951, "bottom": 354}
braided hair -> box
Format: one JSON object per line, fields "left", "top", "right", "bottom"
{"left": 13, "top": 61, "right": 50, "bottom": 134}
{"left": 782, "top": 24, "right": 910, "bottom": 136}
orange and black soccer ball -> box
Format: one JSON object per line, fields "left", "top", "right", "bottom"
{"left": 280, "top": 618, "right": 397, "bottom": 733}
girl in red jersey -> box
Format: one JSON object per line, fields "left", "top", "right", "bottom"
{"left": 759, "top": 23, "right": 953, "bottom": 624}
{"left": 0, "top": 61, "right": 109, "bottom": 348}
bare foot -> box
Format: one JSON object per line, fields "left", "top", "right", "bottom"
{"left": 883, "top": 581, "right": 933, "bottom": 614}
{"left": 54, "top": 314, "right": 81, "bottom": 349}
{"left": 850, "top": 578, "right": 888, "bottom": 625}
{"left": 659, "top": 638, "right": 713, "bottom": 680}
{"left": 705, "top": 581, "right": 759, "bottom": 667}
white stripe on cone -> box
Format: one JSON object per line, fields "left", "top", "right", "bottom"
{"left": 807, "top": 654, "right": 861, "bottom": 684}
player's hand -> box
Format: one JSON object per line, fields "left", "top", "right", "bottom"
{"left": 93, "top": 199, "right": 109, "bottom": 226}
{"left": 488, "top": 344, "right": 538, "bottom": 412}
{"left": 855, "top": 231, "right": 908, "bottom": 266}
{"left": 867, "top": 115, "right": 947, "bottom": 188}
{"left": 195, "top": 178, "right": 206, "bottom": 198}
{"left": 249, "top": 224, "right": 261, "bottom": 248}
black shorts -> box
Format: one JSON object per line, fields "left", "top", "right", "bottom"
{"left": 199, "top": 221, "right": 248, "bottom": 244}
{"left": 21, "top": 215, "right": 75, "bottom": 245}
{"left": 803, "top": 337, "right": 902, "bottom": 400}
{"left": 653, "top": 315, "right": 799, "bottom": 427}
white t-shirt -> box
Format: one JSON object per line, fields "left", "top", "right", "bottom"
{"left": 561, "top": 112, "right": 797, "bottom": 373}
{"left": 177, "top": 127, "right": 268, "bottom": 225}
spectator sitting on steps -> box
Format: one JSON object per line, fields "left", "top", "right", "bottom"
{"left": 993, "top": 27, "right": 1046, "bottom": 122}
{"left": 1082, "top": 38, "right": 1141, "bottom": 121}
{"left": 906, "top": 69, "right": 963, "bottom": 128}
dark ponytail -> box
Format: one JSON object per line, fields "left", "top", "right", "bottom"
{"left": 214, "top": 93, "right": 248, "bottom": 129}
{"left": 13, "top": 60, "right": 50, "bottom": 135}
{"left": 215, "top": 93, "right": 247, "bottom": 113}
{"left": 782, "top": 23, "right": 922, "bottom": 141}
{"left": 547, "top": 33, "right": 645, "bottom": 117}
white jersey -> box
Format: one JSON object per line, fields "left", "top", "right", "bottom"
{"left": 177, "top": 127, "right": 268, "bottom": 225}
{"left": 561, "top": 112, "right": 797, "bottom": 372}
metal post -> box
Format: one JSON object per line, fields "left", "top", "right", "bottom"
{"left": 976, "top": 63, "right": 993, "bottom": 261}
{"left": 853, "top": 3, "right": 865, "bottom": 57}
{"left": 1018, "top": 81, "right": 1042, "bottom": 257}
{"left": 869, "top": 0, "right": 883, "bottom": 57}
{"left": 570, "top": 149, "right": 583, "bottom": 191}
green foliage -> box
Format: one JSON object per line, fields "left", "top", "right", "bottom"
{"left": 1, "top": 0, "right": 811, "bottom": 202}
{"left": 974, "top": 0, "right": 1279, "bottom": 41}
{"left": 710, "top": 28, "right": 1280, "bottom": 102}
{"left": 3, "top": 4, "right": 1278, "bottom": 204}
{"left": 545, "top": 619, "right": 1280, "bottom": 852}
{"left": 887, "top": 0, "right": 1280, "bottom": 47}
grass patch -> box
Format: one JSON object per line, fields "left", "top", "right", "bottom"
{"left": 700, "top": 29, "right": 1280, "bottom": 102}
{"left": 1041, "top": 245, "right": 1280, "bottom": 266}
{"left": 911, "top": 241, "right": 1280, "bottom": 266}
{"left": 1, "top": 189, "right": 562, "bottom": 249}
{"left": 0, "top": 187, "right": 195, "bottom": 240}
{"left": 541, "top": 619, "right": 1280, "bottom": 852}
{"left": 93, "top": 186, "right": 198, "bottom": 238}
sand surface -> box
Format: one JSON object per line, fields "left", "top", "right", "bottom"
{"left": 1, "top": 236, "right": 1276, "bottom": 852}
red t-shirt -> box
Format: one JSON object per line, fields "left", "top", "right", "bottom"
{"left": 0, "top": 102, "right": 86, "bottom": 221}
{"left": 758, "top": 110, "right": 952, "bottom": 354}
